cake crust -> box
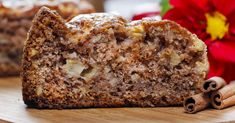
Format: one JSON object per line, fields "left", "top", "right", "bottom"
{"left": 22, "top": 7, "right": 209, "bottom": 109}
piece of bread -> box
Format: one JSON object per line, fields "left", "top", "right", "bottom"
{"left": 0, "top": 0, "right": 95, "bottom": 76}
{"left": 22, "top": 7, "right": 209, "bottom": 109}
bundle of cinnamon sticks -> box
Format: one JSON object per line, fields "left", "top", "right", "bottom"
{"left": 184, "top": 77, "right": 235, "bottom": 113}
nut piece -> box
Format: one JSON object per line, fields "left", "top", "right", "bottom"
{"left": 128, "top": 25, "right": 145, "bottom": 40}
{"left": 29, "top": 49, "right": 38, "bottom": 57}
{"left": 62, "top": 59, "right": 97, "bottom": 80}
{"left": 36, "top": 86, "right": 43, "bottom": 96}
{"left": 82, "top": 66, "right": 97, "bottom": 81}
{"left": 170, "top": 51, "right": 181, "bottom": 66}
{"left": 190, "top": 35, "right": 205, "bottom": 52}
{"left": 116, "top": 55, "right": 126, "bottom": 62}
{"left": 62, "top": 59, "right": 86, "bottom": 77}
{"left": 132, "top": 25, "right": 145, "bottom": 33}
{"left": 194, "top": 61, "right": 208, "bottom": 74}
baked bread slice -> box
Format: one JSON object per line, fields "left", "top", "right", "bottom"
{"left": 0, "top": 0, "right": 94, "bottom": 76}
{"left": 22, "top": 7, "right": 209, "bottom": 109}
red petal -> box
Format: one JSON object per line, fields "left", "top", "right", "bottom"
{"left": 163, "top": 8, "right": 206, "bottom": 27}
{"left": 170, "top": 0, "right": 209, "bottom": 12}
{"left": 209, "top": 40, "right": 235, "bottom": 63}
{"left": 207, "top": 55, "right": 225, "bottom": 78}
{"left": 163, "top": 8, "right": 207, "bottom": 40}
{"left": 208, "top": 52, "right": 235, "bottom": 83}
{"left": 229, "top": 24, "right": 235, "bottom": 35}
{"left": 163, "top": 8, "right": 192, "bottom": 22}
{"left": 212, "top": 0, "right": 235, "bottom": 16}
{"left": 228, "top": 12, "right": 235, "bottom": 35}
{"left": 169, "top": 0, "right": 207, "bottom": 20}
{"left": 221, "top": 63, "right": 235, "bottom": 82}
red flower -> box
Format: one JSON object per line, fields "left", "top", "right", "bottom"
{"left": 163, "top": 0, "right": 235, "bottom": 83}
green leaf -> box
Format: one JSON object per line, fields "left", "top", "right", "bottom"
{"left": 161, "top": 0, "right": 172, "bottom": 16}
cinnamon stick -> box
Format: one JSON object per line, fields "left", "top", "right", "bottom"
{"left": 201, "top": 77, "right": 226, "bottom": 93}
{"left": 211, "top": 81, "right": 235, "bottom": 109}
{"left": 183, "top": 93, "right": 211, "bottom": 113}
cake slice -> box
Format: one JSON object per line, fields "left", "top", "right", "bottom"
{"left": 0, "top": 0, "right": 94, "bottom": 76}
{"left": 22, "top": 7, "right": 209, "bottom": 109}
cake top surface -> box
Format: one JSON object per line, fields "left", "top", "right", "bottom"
{"left": 67, "top": 13, "right": 127, "bottom": 30}
{"left": 65, "top": 12, "right": 193, "bottom": 42}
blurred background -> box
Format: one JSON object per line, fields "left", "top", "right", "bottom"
{"left": 88, "top": 0, "right": 162, "bottom": 20}
{"left": 0, "top": 0, "right": 164, "bottom": 20}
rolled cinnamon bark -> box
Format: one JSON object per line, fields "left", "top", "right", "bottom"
{"left": 211, "top": 81, "right": 235, "bottom": 109}
{"left": 183, "top": 93, "right": 211, "bottom": 113}
{"left": 201, "top": 77, "right": 226, "bottom": 93}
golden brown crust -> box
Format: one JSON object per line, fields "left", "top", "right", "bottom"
{"left": 22, "top": 7, "right": 208, "bottom": 109}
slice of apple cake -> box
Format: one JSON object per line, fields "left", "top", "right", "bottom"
{"left": 22, "top": 7, "right": 208, "bottom": 109}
